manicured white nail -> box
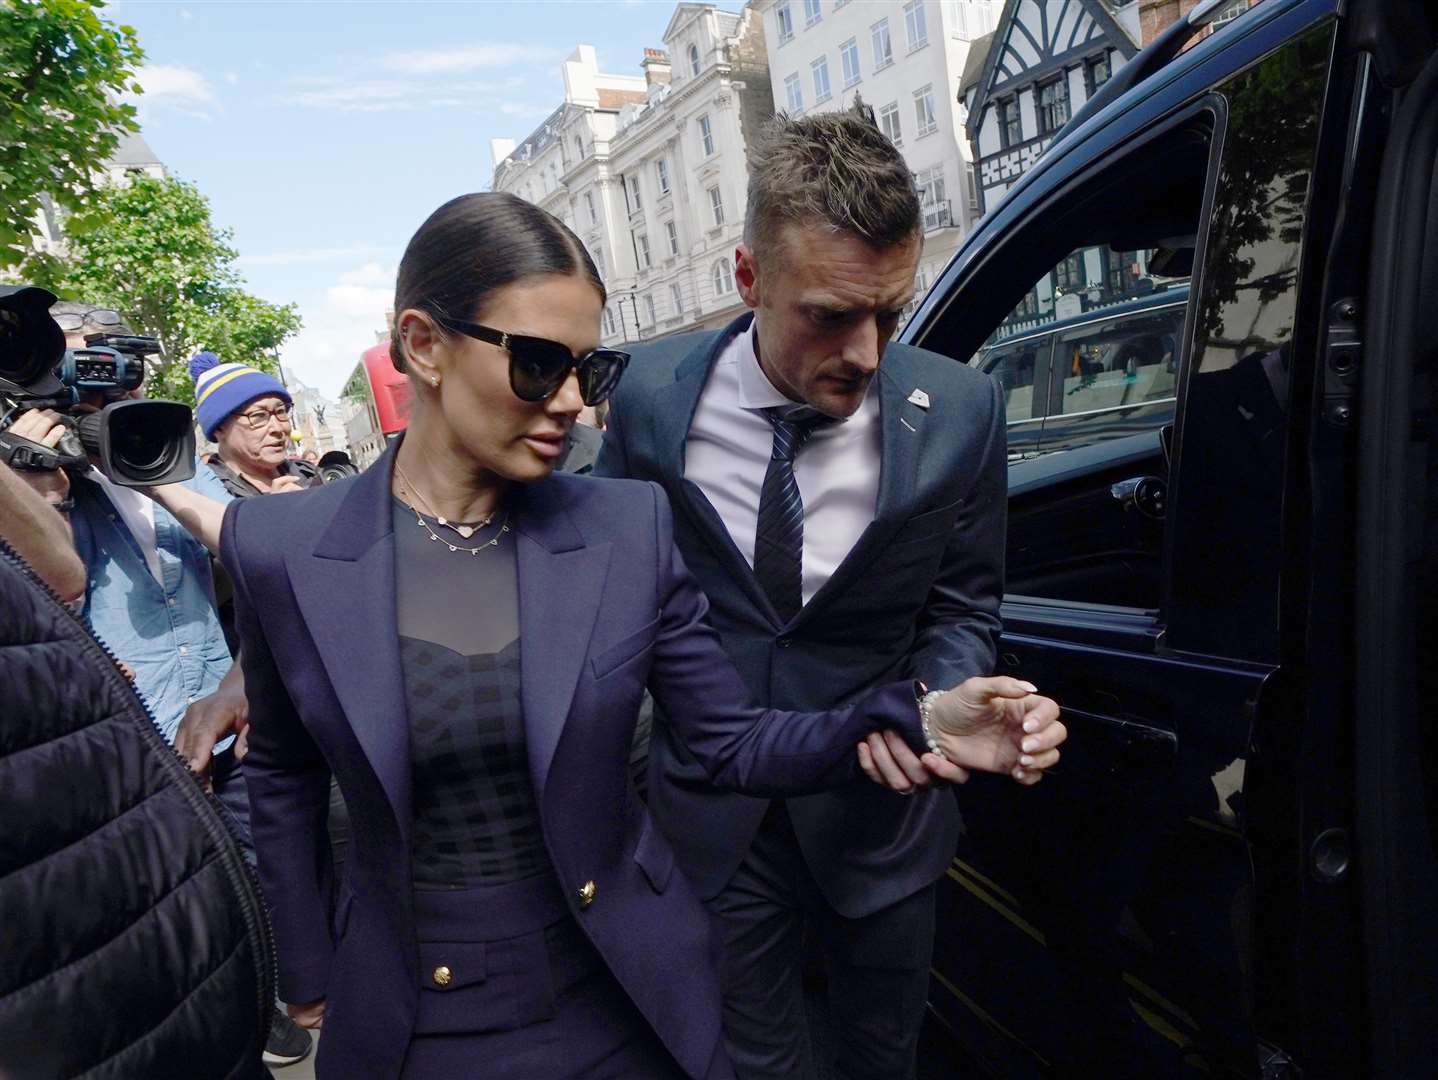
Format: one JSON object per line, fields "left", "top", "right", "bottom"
{"left": 1021, "top": 737, "right": 1038, "bottom": 753}
{"left": 1018, "top": 681, "right": 1038, "bottom": 693}
{"left": 1020, "top": 754, "right": 1034, "bottom": 766}
{"left": 1023, "top": 718, "right": 1040, "bottom": 733}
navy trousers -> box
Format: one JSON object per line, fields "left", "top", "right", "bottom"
{"left": 706, "top": 804, "right": 936, "bottom": 1080}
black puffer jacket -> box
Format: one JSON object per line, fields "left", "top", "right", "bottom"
{"left": 0, "top": 540, "right": 273, "bottom": 1079}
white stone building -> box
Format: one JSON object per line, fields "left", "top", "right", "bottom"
{"left": 28, "top": 128, "right": 167, "bottom": 259}
{"left": 489, "top": 5, "right": 774, "bottom": 346}
{"left": 753, "top": 0, "right": 1002, "bottom": 306}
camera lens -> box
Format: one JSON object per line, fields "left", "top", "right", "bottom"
{"left": 76, "top": 401, "right": 197, "bottom": 487}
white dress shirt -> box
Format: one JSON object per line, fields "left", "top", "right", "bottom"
{"left": 685, "top": 323, "right": 881, "bottom": 605}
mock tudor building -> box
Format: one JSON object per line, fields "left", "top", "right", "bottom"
{"left": 960, "top": 0, "right": 1140, "bottom": 216}
{"left": 490, "top": 5, "right": 774, "bottom": 346}
{"left": 754, "top": 0, "right": 1003, "bottom": 313}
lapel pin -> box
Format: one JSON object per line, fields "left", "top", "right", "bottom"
{"left": 900, "top": 417, "right": 918, "bottom": 433}
{"left": 907, "top": 388, "right": 931, "bottom": 409}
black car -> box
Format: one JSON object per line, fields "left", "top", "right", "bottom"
{"left": 901, "top": 0, "right": 1438, "bottom": 1076}
{"left": 974, "top": 285, "right": 1190, "bottom": 462}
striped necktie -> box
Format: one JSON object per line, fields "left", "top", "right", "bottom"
{"left": 754, "top": 405, "right": 830, "bottom": 624}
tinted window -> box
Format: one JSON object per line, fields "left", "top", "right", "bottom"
{"left": 1052, "top": 308, "right": 1182, "bottom": 416}
{"left": 981, "top": 345, "right": 1041, "bottom": 422}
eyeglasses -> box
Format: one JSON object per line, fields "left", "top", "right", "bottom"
{"left": 234, "top": 405, "right": 293, "bottom": 431}
{"left": 53, "top": 308, "right": 123, "bottom": 332}
{"left": 435, "top": 316, "right": 630, "bottom": 406}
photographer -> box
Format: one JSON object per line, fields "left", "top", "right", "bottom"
{"left": 5, "top": 301, "right": 314, "bottom": 1069}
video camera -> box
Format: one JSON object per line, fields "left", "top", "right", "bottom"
{"left": 0, "top": 286, "right": 195, "bottom": 487}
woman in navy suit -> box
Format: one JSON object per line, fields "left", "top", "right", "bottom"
{"left": 222, "top": 193, "right": 1064, "bottom": 1079}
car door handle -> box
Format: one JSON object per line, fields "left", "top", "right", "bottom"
{"left": 1110, "top": 476, "right": 1167, "bottom": 520}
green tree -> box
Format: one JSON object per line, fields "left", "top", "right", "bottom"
{"left": 0, "top": 0, "right": 145, "bottom": 266}
{"left": 24, "top": 173, "right": 302, "bottom": 404}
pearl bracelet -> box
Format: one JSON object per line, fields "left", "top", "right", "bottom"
{"left": 918, "top": 690, "right": 948, "bottom": 761}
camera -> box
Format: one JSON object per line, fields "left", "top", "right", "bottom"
{"left": 0, "top": 286, "right": 195, "bottom": 487}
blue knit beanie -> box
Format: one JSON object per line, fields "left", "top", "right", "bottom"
{"left": 189, "top": 352, "right": 292, "bottom": 439}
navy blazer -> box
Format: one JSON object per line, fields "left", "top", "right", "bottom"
{"left": 220, "top": 445, "right": 927, "bottom": 1079}
{"left": 596, "top": 314, "right": 1007, "bottom": 917}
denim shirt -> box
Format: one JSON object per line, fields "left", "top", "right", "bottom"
{"left": 71, "top": 461, "right": 235, "bottom": 743}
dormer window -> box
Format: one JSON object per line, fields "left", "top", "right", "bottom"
{"left": 688, "top": 44, "right": 701, "bottom": 77}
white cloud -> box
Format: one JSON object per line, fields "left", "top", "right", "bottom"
{"left": 279, "top": 262, "right": 397, "bottom": 398}
{"left": 275, "top": 74, "right": 533, "bottom": 114}
{"left": 179, "top": 8, "right": 193, "bottom": 19}
{"left": 224, "top": 71, "right": 240, "bottom": 86}
{"left": 380, "top": 43, "right": 558, "bottom": 75}
{"left": 125, "top": 63, "right": 217, "bottom": 120}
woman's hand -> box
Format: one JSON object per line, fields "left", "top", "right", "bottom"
{"left": 287, "top": 998, "right": 326, "bottom": 1029}
{"left": 926, "top": 676, "right": 1065, "bottom": 785}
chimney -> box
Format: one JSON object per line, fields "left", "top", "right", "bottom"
{"left": 641, "top": 48, "right": 671, "bottom": 88}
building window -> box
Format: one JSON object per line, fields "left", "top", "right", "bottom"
{"left": 1038, "top": 77, "right": 1070, "bottom": 135}
{"left": 811, "top": 56, "right": 831, "bottom": 103}
{"left": 688, "top": 43, "right": 701, "bottom": 77}
{"left": 634, "top": 230, "right": 652, "bottom": 269}
{"left": 574, "top": 135, "right": 585, "bottom": 160}
{"left": 871, "top": 19, "right": 893, "bottom": 69}
{"left": 656, "top": 158, "right": 670, "bottom": 194}
{"left": 670, "top": 283, "right": 684, "bottom": 314}
{"left": 1053, "top": 250, "right": 1085, "bottom": 293}
{"left": 903, "top": 0, "right": 928, "bottom": 51}
{"left": 584, "top": 191, "right": 597, "bottom": 226}
{"left": 603, "top": 307, "right": 617, "bottom": 336}
{"left": 913, "top": 84, "right": 937, "bottom": 136}
{"left": 999, "top": 96, "right": 1021, "bottom": 147}
{"left": 966, "top": 162, "right": 979, "bottom": 210}
{"left": 916, "top": 165, "right": 949, "bottom": 230}
{"left": 804, "top": 0, "right": 821, "bottom": 26}
{"left": 785, "top": 73, "right": 804, "bottom": 113}
{"left": 878, "top": 101, "right": 902, "bottom": 146}
{"left": 665, "top": 219, "right": 679, "bottom": 257}
{"left": 708, "top": 186, "right": 725, "bottom": 227}
{"left": 712, "top": 260, "right": 735, "bottom": 297}
{"left": 590, "top": 245, "right": 606, "bottom": 280}
{"left": 644, "top": 294, "right": 657, "bottom": 326}
{"left": 699, "top": 114, "right": 715, "bottom": 157}
{"left": 840, "top": 37, "right": 861, "bottom": 86}
{"left": 777, "top": 3, "right": 794, "bottom": 44}
{"left": 1085, "top": 52, "right": 1111, "bottom": 97}
{"left": 626, "top": 174, "right": 643, "bottom": 213}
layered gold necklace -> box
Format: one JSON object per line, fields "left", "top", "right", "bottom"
{"left": 393, "top": 461, "right": 511, "bottom": 556}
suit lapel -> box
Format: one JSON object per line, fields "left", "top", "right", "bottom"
{"left": 287, "top": 443, "right": 412, "bottom": 844}
{"left": 514, "top": 479, "right": 610, "bottom": 802}
{"left": 795, "top": 353, "right": 929, "bottom": 625}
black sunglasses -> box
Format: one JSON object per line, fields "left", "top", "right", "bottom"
{"left": 436, "top": 316, "right": 630, "bottom": 406}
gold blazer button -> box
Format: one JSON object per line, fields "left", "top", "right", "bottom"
{"left": 432, "top": 965, "right": 453, "bottom": 987}
{"left": 578, "top": 880, "right": 597, "bottom": 909}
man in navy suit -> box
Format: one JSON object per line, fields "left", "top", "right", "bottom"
{"left": 596, "top": 110, "right": 1020, "bottom": 1078}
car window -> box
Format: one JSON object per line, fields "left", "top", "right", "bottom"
{"left": 1051, "top": 307, "right": 1183, "bottom": 415}
{"left": 918, "top": 108, "right": 1217, "bottom": 611}
{"left": 980, "top": 344, "right": 1042, "bottom": 422}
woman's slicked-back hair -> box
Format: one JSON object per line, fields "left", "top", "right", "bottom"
{"left": 390, "top": 192, "right": 605, "bottom": 372}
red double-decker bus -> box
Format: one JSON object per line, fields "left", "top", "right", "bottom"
{"left": 342, "top": 344, "right": 412, "bottom": 468}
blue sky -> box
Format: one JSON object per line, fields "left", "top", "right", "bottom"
{"left": 109, "top": 0, "right": 738, "bottom": 397}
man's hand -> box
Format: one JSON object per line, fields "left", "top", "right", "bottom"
{"left": 175, "top": 668, "right": 248, "bottom": 782}
{"left": 287, "top": 999, "right": 326, "bottom": 1029}
{"left": 5, "top": 411, "right": 73, "bottom": 504}
{"left": 269, "top": 474, "right": 305, "bottom": 494}
{"left": 926, "top": 676, "right": 1066, "bottom": 785}
{"left": 857, "top": 730, "right": 970, "bottom": 794}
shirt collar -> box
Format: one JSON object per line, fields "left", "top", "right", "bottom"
{"left": 735, "top": 322, "right": 801, "bottom": 412}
